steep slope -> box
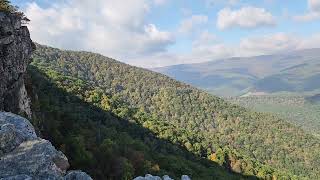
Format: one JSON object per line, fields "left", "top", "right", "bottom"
{"left": 153, "top": 49, "right": 320, "bottom": 96}
{"left": 228, "top": 96, "right": 320, "bottom": 138}
{"left": 31, "top": 44, "right": 320, "bottom": 179}
{"left": 253, "top": 59, "right": 320, "bottom": 94}
{"left": 27, "top": 65, "right": 247, "bottom": 180}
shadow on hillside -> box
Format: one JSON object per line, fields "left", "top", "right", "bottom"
{"left": 26, "top": 66, "right": 259, "bottom": 180}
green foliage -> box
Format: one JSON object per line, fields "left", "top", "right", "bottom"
{"left": 228, "top": 96, "right": 320, "bottom": 137}
{"left": 28, "top": 66, "right": 246, "bottom": 180}
{"left": 0, "top": 0, "right": 14, "bottom": 12}
{"left": 0, "top": 0, "right": 26, "bottom": 19}
{"left": 30, "top": 44, "right": 320, "bottom": 179}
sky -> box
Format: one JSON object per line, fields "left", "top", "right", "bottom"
{"left": 12, "top": 0, "right": 320, "bottom": 68}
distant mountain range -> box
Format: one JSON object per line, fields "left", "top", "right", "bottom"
{"left": 152, "top": 49, "right": 320, "bottom": 97}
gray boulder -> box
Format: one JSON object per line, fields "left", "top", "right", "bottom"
{"left": 0, "top": 112, "right": 92, "bottom": 180}
{"left": 0, "top": 112, "right": 37, "bottom": 154}
{"left": 133, "top": 174, "right": 191, "bottom": 180}
{"left": 0, "top": 136, "right": 69, "bottom": 179}
{"left": 181, "top": 175, "right": 191, "bottom": 180}
{"left": 162, "top": 175, "right": 173, "bottom": 180}
{"left": 0, "top": 174, "right": 32, "bottom": 180}
{"left": 64, "top": 171, "right": 93, "bottom": 180}
{"left": 133, "top": 174, "right": 162, "bottom": 180}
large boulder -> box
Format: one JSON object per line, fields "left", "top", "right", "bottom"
{"left": 64, "top": 171, "right": 93, "bottom": 180}
{"left": 133, "top": 174, "right": 191, "bottom": 180}
{"left": 181, "top": 175, "right": 191, "bottom": 180}
{"left": 0, "top": 112, "right": 92, "bottom": 180}
{"left": 0, "top": 139, "right": 69, "bottom": 179}
{"left": 0, "top": 112, "right": 36, "bottom": 154}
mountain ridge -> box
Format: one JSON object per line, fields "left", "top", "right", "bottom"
{"left": 152, "top": 48, "right": 320, "bottom": 96}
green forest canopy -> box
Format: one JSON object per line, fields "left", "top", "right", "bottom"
{"left": 30, "top": 44, "right": 320, "bottom": 179}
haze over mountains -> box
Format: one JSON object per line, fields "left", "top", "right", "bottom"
{"left": 153, "top": 48, "right": 320, "bottom": 97}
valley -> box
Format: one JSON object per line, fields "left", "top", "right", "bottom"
{"left": 153, "top": 49, "right": 320, "bottom": 97}
{"left": 228, "top": 95, "right": 320, "bottom": 138}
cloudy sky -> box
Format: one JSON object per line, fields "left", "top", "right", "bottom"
{"left": 12, "top": 0, "right": 320, "bottom": 67}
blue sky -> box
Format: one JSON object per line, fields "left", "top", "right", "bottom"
{"left": 12, "top": 0, "right": 320, "bottom": 67}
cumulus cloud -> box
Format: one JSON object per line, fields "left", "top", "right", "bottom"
{"left": 25, "top": 0, "right": 174, "bottom": 60}
{"left": 294, "top": 0, "right": 320, "bottom": 22}
{"left": 217, "top": 6, "right": 276, "bottom": 30}
{"left": 178, "top": 15, "right": 208, "bottom": 34}
{"left": 22, "top": 0, "right": 320, "bottom": 68}
{"left": 128, "top": 32, "right": 320, "bottom": 68}
{"left": 238, "top": 33, "right": 300, "bottom": 55}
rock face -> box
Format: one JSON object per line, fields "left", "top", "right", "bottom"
{"left": 0, "top": 112, "right": 92, "bottom": 180}
{"left": 0, "top": 12, "right": 34, "bottom": 118}
{"left": 0, "top": 12, "right": 92, "bottom": 180}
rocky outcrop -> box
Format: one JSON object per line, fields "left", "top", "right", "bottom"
{"left": 0, "top": 112, "right": 92, "bottom": 180}
{"left": 0, "top": 11, "right": 92, "bottom": 180}
{"left": 0, "top": 12, "right": 34, "bottom": 118}
{"left": 134, "top": 174, "right": 191, "bottom": 180}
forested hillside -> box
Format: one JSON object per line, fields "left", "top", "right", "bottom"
{"left": 30, "top": 44, "right": 320, "bottom": 179}
{"left": 28, "top": 66, "right": 247, "bottom": 180}
{"left": 228, "top": 96, "right": 320, "bottom": 138}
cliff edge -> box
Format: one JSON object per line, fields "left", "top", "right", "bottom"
{"left": 0, "top": 11, "right": 33, "bottom": 118}
{"left": 0, "top": 11, "right": 92, "bottom": 180}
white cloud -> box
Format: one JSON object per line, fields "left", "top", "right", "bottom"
{"left": 25, "top": 0, "right": 174, "bottom": 60}
{"left": 294, "top": 0, "right": 320, "bottom": 22}
{"left": 178, "top": 15, "right": 208, "bottom": 34}
{"left": 23, "top": 0, "right": 320, "bottom": 68}
{"left": 238, "top": 33, "right": 300, "bottom": 55}
{"left": 217, "top": 6, "right": 276, "bottom": 30}
{"left": 309, "top": 0, "right": 320, "bottom": 11}
{"left": 153, "top": 0, "right": 168, "bottom": 5}
{"left": 205, "top": 0, "right": 239, "bottom": 7}
{"left": 136, "top": 32, "right": 320, "bottom": 68}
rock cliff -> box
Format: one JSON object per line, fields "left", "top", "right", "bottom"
{"left": 0, "top": 12, "right": 92, "bottom": 180}
{"left": 0, "top": 11, "right": 34, "bottom": 118}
